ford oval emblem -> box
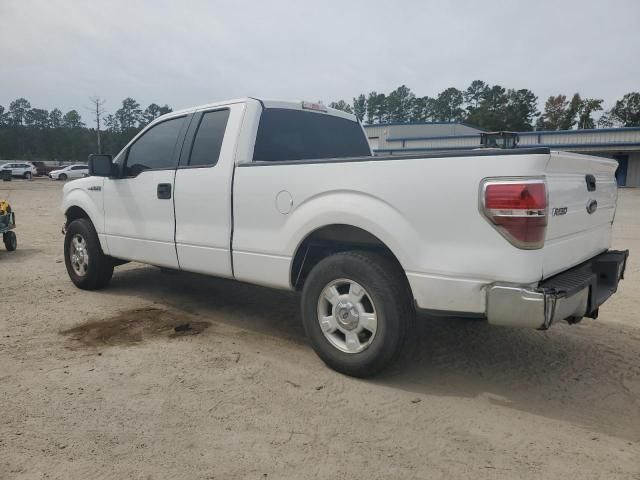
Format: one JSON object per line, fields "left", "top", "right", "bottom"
{"left": 586, "top": 199, "right": 598, "bottom": 214}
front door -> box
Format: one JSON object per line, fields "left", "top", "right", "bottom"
{"left": 103, "top": 115, "right": 188, "bottom": 268}
{"left": 613, "top": 154, "right": 628, "bottom": 186}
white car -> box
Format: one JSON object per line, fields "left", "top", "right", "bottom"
{"left": 50, "top": 164, "right": 89, "bottom": 181}
{"left": 0, "top": 162, "right": 37, "bottom": 179}
{"left": 61, "top": 98, "right": 628, "bottom": 377}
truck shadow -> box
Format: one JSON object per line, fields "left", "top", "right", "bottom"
{"left": 108, "top": 264, "right": 640, "bottom": 442}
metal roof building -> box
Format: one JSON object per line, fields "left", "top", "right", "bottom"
{"left": 363, "top": 123, "right": 640, "bottom": 187}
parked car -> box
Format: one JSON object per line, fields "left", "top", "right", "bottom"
{"left": 61, "top": 98, "right": 629, "bottom": 377}
{"left": 0, "top": 162, "right": 37, "bottom": 179}
{"left": 50, "top": 164, "right": 89, "bottom": 180}
{"left": 32, "top": 161, "right": 61, "bottom": 177}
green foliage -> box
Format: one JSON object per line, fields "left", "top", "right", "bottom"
{"left": 502, "top": 89, "right": 539, "bottom": 131}
{"left": 8, "top": 98, "right": 31, "bottom": 126}
{"left": 62, "top": 110, "right": 84, "bottom": 129}
{"left": 432, "top": 88, "right": 465, "bottom": 122}
{"left": 352, "top": 94, "right": 366, "bottom": 122}
{"left": 348, "top": 83, "right": 539, "bottom": 128}
{"left": 577, "top": 98, "right": 603, "bottom": 129}
{"left": 410, "top": 96, "right": 435, "bottom": 122}
{"left": 0, "top": 97, "right": 172, "bottom": 162}
{"left": 142, "top": 103, "right": 172, "bottom": 125}
{"left": 49, "top": 108, "right": 63, "bottom": 129}
{"left": 462, "top": 84, "right": 538, "bottom": 131}
{"left": 328, "top": 100, "right": 353, "bottom": 114}
{"left": 385, "top": 85, "right": 415, "bottom": 122}
{"left": 464, "top": 80, "right": 489, "bottom": 109}
{"left": 608, "top": 92, "right": 640, "bottom": 127}
{"left": 536, "top": 95, "right": 569, "bottom": 130}
{"left": 365, "top": 92, "right": 387, "bottom": 124}
{"left": 25, "top": 108, "right": 50, "bottom": 129}
{"left": 537, "top": 93, "right": 606, "bottom": 131}
{"left": 115, "top": 97, "right": 142, "bottom": 131}
{"left": 559, "top": 93, "right": 581, "bottom": 130}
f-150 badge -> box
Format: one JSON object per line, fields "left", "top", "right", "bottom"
{"left": 552, "top": 207, "right": 567, "bottom": 216}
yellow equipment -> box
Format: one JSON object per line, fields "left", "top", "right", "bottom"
{"left": 0, "top": 200, "right": 12, "bottom": 216}
{"left": 0, "top": 199, "right": 17, "bottom": 251}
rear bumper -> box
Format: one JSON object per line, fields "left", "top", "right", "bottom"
{"left": 486, "top": 250, "right": 629, "bottom": 329}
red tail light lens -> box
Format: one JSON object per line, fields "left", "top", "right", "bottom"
{"left": 481, "top": 179, "right": 547, "bottom": 249}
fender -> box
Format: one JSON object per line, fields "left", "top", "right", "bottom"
{"left": 285, "top": 189, "right": 423, "bottom": 274}
{"left": 61, "top": 177, "right": 108, "bottom": 254}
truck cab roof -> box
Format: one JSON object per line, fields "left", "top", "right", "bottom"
{"left": 165, "top": 98, "right": 358, "bottom": 123}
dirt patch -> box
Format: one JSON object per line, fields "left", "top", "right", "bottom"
{"left": 61, "top": 307, "right": 211, "bottom": 347}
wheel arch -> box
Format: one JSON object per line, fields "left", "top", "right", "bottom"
{"left": 290, "top": 224, "right": 412, "bottom": 297}
{"left": 62, "top": 188, "right": 108, "bottom": 253}
{"left": 64, "top": 205, "right": 91, "bottom": 226}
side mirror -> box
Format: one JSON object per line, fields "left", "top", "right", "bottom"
{"left": 88, "top": 154, "right": 114, "bottom": 177}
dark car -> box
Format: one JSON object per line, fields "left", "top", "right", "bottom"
{"left": 32, "top": 161, "right": 60, "bottom": 177}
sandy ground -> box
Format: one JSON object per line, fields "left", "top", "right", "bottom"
{"left": 1, "top": 179, "right": 639, "bottom": 480}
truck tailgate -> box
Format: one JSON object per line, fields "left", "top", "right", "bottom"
{"left": 543, "top": 151, "right": 618, "bottom": 278}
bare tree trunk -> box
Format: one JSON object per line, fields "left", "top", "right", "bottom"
{"left": 88, "top": 97, "right": 106, "bottom": 154}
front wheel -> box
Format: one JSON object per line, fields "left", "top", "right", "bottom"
{"left": 58, "top": 173, "right": 67, "bottom": 181}
{"left": 301, "top": 250, "right": 414, "bottom": 377}
{"left": 64, "top": 218, "right": 113, "bottom": 290}
{"left": 3, "top": 231, "right": 17, "bottom": 251}
{"left": 24, "top": 172, "right": 32, "bottom": 180}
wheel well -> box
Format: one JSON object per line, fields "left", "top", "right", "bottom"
{"left": 291, "top": 224, "right": 407, "bottom": 291}
{"left": 65, "top": 206, "right": 90, "bottom": 227}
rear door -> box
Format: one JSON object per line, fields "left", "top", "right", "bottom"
{"left": 103, "top": 114, "right": 189, "bottom": 267}
{"left": 173, "top": 104, "right": 242, "bottom": 276}
{"left": 543, "top": 151, "right": 618, "bottom": 277}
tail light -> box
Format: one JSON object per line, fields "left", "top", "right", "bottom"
{"left": 480, "top": 178, "right": 547, "bottom": 249}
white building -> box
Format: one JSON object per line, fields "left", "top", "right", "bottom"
{"left": 363, "top": 122, "right": 640, "bottom": 187}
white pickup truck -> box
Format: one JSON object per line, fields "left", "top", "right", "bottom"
{"left": 61, "top": 98, "right": 628, "bottom": 377}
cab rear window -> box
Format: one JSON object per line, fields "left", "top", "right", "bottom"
{"left": 253, "top": 109, "right": 370, "bottom": 162}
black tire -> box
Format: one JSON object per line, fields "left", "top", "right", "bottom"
{"left": 3, "top": 231, "right": 17, "bottom": 251}
{"left": 64, "top": 218, "right": 113, "bottom": 290}
{"left": 24, "top": 171, "right": 32, "bottom": 180}
{"left": 59, "top": 173, "right": 67, "bottom": 181}
{"left": 301, "top": 250, "right": 414, "bottom": 377}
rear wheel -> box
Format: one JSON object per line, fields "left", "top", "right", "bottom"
{"left": 301, "top": 250, "right": 414, "bottom": 377}
{"left": 64, "top": 218, "right": 113, "bottom": 289}
{"left": 3, "top": 231, "right": 17, "bottom": 251}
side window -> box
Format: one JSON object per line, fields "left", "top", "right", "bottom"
{"left": 72, "top": 165, "right": 87, "bottom": 170}
{"left": 124, "top": 116, "right": 184, "bottom": 176}
{"left": 253, "top": 109, "right": 371, "bottom": 162}
{"left": 188, "top": 109, "right": 230, "bottom": 167}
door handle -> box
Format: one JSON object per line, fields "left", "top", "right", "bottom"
{"left": 157, "top": 183, "right": 172, "bottom": 199}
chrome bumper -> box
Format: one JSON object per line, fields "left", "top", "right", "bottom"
{"left": 486, "top": 250, "right": 629, "bottom": 330}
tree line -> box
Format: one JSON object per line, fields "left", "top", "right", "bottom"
{"left": 0, "top": 97, "right": 172, "bottom": 162}
{"left": 1, "top": 83, "right": 639, "bottom": 162}
{"left": 329, "top": 82, "right": 640, "bottom": 131}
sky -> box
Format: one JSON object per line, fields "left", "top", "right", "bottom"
{"left": 1, "top": 0, "right": 639, "bottom": 125}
